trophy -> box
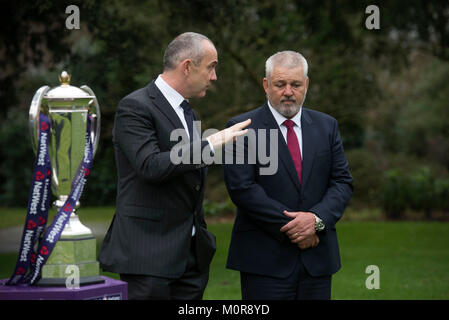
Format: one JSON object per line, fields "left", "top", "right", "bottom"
{"left": 27, "top": 71, "right": 103, "bottom": 286}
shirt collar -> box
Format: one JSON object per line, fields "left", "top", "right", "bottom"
{"left": 267, "top": 100, "right": 302, "bottom": 128}
{"left": 155, "top": 74, "right": 186, "bottom": 109}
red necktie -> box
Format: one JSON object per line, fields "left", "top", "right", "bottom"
{"left": 283, "top": 119, "right": 302, "bottom": 184}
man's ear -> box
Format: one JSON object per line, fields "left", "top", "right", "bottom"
{"left": 180, "top": 59, "right": 193, "bottom": 76}
{"left": 262, "top": 77, "right": 269, "bottom": 94}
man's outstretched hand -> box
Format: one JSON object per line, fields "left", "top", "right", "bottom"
{"left": 207, "top": 119, "right": 251, "bottom": 149}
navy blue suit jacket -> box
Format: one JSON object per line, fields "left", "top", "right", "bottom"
{"left": 223, "top": 103, "right": 353, "bottom": 278}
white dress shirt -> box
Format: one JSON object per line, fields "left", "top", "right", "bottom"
{"left": 267, "top": 101, "right": 303, "bottom": 159}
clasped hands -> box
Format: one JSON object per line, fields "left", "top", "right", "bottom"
{"left": 280, "top": 211, "right": 319, "bottom": 250}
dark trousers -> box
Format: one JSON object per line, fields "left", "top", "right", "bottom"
{"left": 240, "top": 255, "right": 332, "bottom": 300}
{"left": 120, "top": 237, "right": 209, "bottom": 300}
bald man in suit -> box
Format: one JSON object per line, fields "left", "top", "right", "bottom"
{"left": 99, "top": 32, "right": 250, "bottom": 300}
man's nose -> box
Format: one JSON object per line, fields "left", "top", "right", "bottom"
{"left": 210, "top": 69, "right": 217, "bottom": 81}
{"left": 283, "top": 85, "right": 293, "bottom": 96}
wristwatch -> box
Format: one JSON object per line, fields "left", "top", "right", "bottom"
{"left": 314, "top": 214, "right": 325, "bottom": 232}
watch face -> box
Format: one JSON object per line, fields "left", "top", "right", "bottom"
{"left": 316, "top": 220, "right": 325, "bottom": 231}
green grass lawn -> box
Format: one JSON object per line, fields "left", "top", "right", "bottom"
{"left": 1, "top": 207, "right": 448, "bottom": 299}
{"left": 204, "top": 221, "right": 449, "bottom": 300}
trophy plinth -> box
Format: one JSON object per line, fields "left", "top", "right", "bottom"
{"left": 29, "top": 71, "right": 103, "bottom": 286}
{"left": 39, "top": 236, "right": 101, "bottom": 287}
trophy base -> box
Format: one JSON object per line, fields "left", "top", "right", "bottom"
{"left": 36, "top": 275, "right": 105, "bottom": 287}
{"left": 61, "top": 213, "right": 93, "bottom": 237}
{"left": 53, "top": 199, "right": 93, "bottom": 237}
{"left": 39, "top": 234, "right": 103, "bottom": 287}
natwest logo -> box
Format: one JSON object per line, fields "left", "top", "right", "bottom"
{"left": 40, "top": 246, "right": 49, "bottom": 256}
{"left": 41, "top": 121, "right": 49, "bottom": 131}
{"left": 27, "top": 220, "right": 37, "bottom": 230}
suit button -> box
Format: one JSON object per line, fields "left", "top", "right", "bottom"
{"left": 195, "top": 185, "right": 200, "bottom": 191}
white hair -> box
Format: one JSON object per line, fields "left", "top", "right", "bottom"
{"left": 265, "top": 51, "right": 308, "bottom": 81}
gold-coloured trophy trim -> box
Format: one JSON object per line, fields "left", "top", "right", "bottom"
{"left": 58, "top": 71, "right": 71, "bottom": 85}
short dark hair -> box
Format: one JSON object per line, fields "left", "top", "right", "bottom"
{"left": 163, "top": 32, "right": 213, "bottom": 71}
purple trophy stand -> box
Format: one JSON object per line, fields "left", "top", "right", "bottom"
{"left": 0, "top": 276, "right": 127, "bottom": 300}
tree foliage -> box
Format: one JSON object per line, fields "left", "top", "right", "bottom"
{"left": 1, "top": 1, "right": 448, "bottom": 209}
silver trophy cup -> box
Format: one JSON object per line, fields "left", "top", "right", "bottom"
{"left": 28, "top": 71, "right": 103, "bottom": 286}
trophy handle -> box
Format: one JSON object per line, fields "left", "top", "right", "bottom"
{"left": 29, "top": 86, "right": 50, "bottom": 154}
{"left": 80, "top": 85, "right": 101, "bottom": 156}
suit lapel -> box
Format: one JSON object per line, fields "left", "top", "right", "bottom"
{"left": 300, "top": 108, "right": 316, "bottom": 189}
{"left": 146, "top": 81, "right": 184, "bottom": 131}
{"left": 147, "top": 81, "right": 205, "bottom": 215}
{"left": 147, "top": 81, "right": 204, "bottom": 179}
{"left": 148, "top": 81, "right": 203, "bottom": 143}
{"left": 261, "top": 104, "right": 301, "bottom": 194}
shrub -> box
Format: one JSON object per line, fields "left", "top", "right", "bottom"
{"left": 382, "top": 166, "right": 449, "bottom": 220}
{"left": 0, "top": 108, "right": 34, "bottom": 206}
{"left": 435, "top": 178, "right": 449, "bottom": 213}
{"left": 407, "top": 167, "right": 435, "bottom": 219}
{"left": 345, "top": 149, "right": 383, "bottom": 206}
{"left": 382, "top": 169, "right": 409, "bottom": 219}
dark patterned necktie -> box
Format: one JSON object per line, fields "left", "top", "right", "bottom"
{"left": 180, "top": 100, "right": 194, "bottom": 142}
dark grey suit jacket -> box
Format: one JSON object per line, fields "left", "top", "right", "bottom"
{"left": 99, "top": 81, "right": 216, "bottom": 278}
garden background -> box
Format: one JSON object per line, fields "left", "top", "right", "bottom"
{"left": 0, "top": 1, "right": 448, "bottom": 299}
